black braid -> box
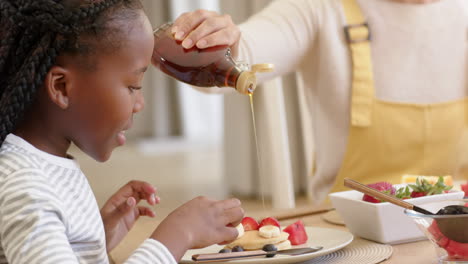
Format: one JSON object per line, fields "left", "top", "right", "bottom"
{"left": 0, "top": 0, "right": 143, "bottom": 144}
{"left": 0, "top": 33, "right": 58, "bottom": 138}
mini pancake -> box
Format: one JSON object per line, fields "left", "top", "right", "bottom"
{"left": 226, "top": 230, "right": 289, "bottom": 250}
{"left": 276, "top": 239, "right": 292, "bottom": 250}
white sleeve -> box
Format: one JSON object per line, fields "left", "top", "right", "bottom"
{"left": 124, "top": 239, "right": 177, "bottom": 264}
{"left": 0, "top": 169, "right": 78, "bottom": 264}
{"left": 237, "top": 0, "right": 320, "bottom": 83}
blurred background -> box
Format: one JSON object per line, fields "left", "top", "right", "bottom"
{"left": 70, "top": 0, "right": 313, "bottom": 216}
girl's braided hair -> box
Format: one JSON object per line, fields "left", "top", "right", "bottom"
{"left": 0, "top": 0, "right": 143, "bottom": 144}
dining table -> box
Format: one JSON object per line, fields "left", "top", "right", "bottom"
{"left": 109, "top": 203, "right": 440, "bottom": 264}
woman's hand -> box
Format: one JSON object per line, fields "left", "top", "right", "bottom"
{"left": 151, "top": 196, "right": 244, "bottom": 261}
{"left": 171, "top": 9, "right": 241, "bottom": 51}
{"left": 100, "top": 180, "right": 160, "bottom": 252}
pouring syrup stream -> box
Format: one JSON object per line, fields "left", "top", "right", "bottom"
{"left": 249, "top": 93, "right": 266, "bottom": 213}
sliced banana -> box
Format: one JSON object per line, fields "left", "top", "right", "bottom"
{"left": 235, "top": 223, "right": 245, "bottom": 239}
{"left": 276, "top": 239, "right": 292, "bottom": 250}
{"left": 259, "top": 225, "right": 280, "bottom": 238}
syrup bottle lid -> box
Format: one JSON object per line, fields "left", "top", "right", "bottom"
{"left": 236, "top": 63, "right": 275, "bottom": 94}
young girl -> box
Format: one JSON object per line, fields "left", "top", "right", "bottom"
{"left": 0, "top": 0, "right": 244, "bottom": 263}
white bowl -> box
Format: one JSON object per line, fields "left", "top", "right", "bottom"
{"left": 329, "top": 188, "right": 465, "bottom": 244}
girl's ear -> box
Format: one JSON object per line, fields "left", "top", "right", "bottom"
{"left": 44, "top": 66, "right": 71, "bottom": 109}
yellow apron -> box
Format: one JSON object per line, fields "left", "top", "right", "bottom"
{"left": 331, "top": 0, "right": 468, "bottom": 193}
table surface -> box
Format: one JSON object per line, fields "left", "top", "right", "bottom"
{"left": 110, "top": 207, "right": 440, "bottom": 264}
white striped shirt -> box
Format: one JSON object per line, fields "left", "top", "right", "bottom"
{"left": 0, "top": 134, "right": 176, "bottom": 264}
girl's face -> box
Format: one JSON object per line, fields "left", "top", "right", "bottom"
{"left": 58, "top": 10, "right": 154, "bottom": 161}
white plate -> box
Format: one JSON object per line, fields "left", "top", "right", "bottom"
{"left": 180, "top": 227, "right": 354, "bottom": 264}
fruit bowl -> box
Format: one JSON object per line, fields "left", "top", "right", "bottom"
{"left": 329, "top": 187, "right": 464, "bottom": 244}
{"left": 404, "top": 199, "right": 468, "bottom": 263}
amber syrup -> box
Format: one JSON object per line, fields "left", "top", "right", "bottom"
{"left": 152, "top": 25, "right": 243, "bottom": 88}
{"left": 249, "top": 93, "right": 267, "bottom": 212}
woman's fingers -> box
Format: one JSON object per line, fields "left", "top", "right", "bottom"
{"left": 181, "top": 15, "right": 237, "bottom": 49}
{"left": 195, "top": 26, "right": 241, "bottom": 49}
{"left": 170, "top": 10, "right": 239, "bottom": 49}
{"left": 172, "top": 9, "right": 219, "bottom": 40}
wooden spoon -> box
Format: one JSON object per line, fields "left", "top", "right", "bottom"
{"left": 344, "top": 178, "right": 468, "bottom": 243}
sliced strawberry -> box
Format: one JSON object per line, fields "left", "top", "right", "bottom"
{"left": 283, "top": 220, "right": 308, "bottom": 245}
{"left": 461, "top": 182, "right": 468, "bottom": 197}
{"left": 410, "top": 191, "right": 426, "bottom": 198}
{"left": 241, "top": 217, "right": 259, "bottom": 231}
{"left": 258, "top": 217, "right": 280, "bottom": 228}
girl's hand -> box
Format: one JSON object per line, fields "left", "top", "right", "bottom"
{"left": 151, "top": 196, "right": 244, "bottom": 261}
{"left": 100, "top": 180, "right": 160, "bottom": 252}
{"left": 171, "top": 9, "right": 241, "bottom": 51}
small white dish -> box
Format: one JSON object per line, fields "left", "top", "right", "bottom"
{"left": 329, "top": 188, "right": 464, "bottom": 244}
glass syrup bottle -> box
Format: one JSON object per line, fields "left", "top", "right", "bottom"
{"left": 152, "top": 23, "right": 273, "bottom": 94}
